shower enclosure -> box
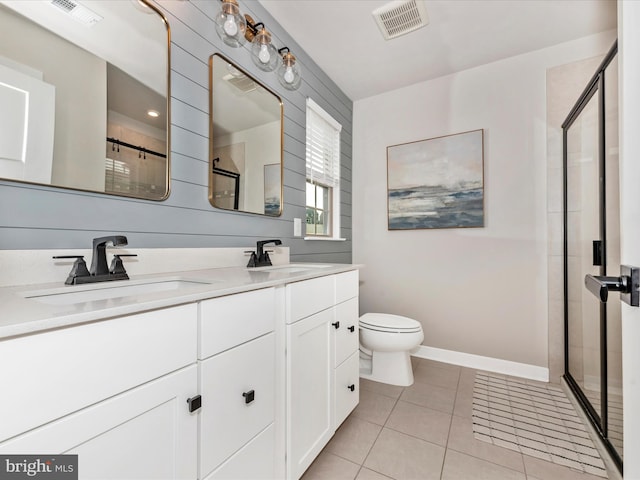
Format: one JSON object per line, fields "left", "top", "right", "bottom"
{"left": 562, "top": 42, "right": 623, "bottom": 471}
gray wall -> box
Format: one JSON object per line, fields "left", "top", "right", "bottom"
{"left": 0, "top": 0, "right": 353, "bottom": 264}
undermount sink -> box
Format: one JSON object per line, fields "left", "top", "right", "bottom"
{"left": 257, "top": 263, "right": 334, "bottom": 274}
{"left": 22, "top": 278, "right": 215, "bottom": 306}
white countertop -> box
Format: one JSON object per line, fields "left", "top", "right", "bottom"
{"left": 0, "top": 263, "right": 359, "bottom": 339}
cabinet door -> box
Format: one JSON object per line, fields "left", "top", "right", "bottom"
{"left": 287, "top": 309, "right": 333, "bottom": 480}
{"left": 0, "top": 366, "right": 198, "bottom": 480}
{"left": 200, "top": 333, "right": 276, "bottom": 479}
{"left": 334, "top": 297, "right": 359, "bottom": 367}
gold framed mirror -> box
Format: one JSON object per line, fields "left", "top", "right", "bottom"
{"left": 209, "top": 53, "right": 283, "bottom": 216}
{"left": 0, "top": 0, "right": 170, "bottom": 200}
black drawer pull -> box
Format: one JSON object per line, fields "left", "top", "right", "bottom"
{"left": 332, "top": 321, "right": 340, "bottom": 329}
{"left": 348, "top": 325, "right": 355, "bottom": 333}
{"left": 187, "top": 395, "right": 202, "bottom": 413}
{"left": 243, "top": 390, "right": 255, "bottom": 404}
{"left": 348, "top": 384, "right": 355, "bottom": 392}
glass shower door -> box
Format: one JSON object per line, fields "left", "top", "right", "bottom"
{"left": 565, "top": 87, "right": 602, "bottom": 422}
{"left": 563, "top": 43, "right": 622, "bottom": 469}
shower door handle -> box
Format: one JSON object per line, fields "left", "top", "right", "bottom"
{"left": 584, "top": 264, "right": 640, "bottom": 306}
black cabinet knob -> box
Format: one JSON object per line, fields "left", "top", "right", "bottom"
{"left": 348, "top": 384, "right": 355, "bottom": 392}
{"left": 348, "top": 325, "right": 355, "bottom": 333}
{"left": 187, "top": 395, "right": 202, "bottom": 413}
{"left": 243, "top": 390, "right": 255, "bottom": 404}
{"left": 332, "top": 321, "right": 340, "bottom": 329}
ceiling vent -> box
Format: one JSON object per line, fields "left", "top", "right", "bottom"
{"left": 223, "top": 73, "right": 257, "bottom": 93}
{"left": 50, "top": 0, "right": 103, "bottom": 27}
{"left": 372, "top": 0, "right": 429, "bottom": 40}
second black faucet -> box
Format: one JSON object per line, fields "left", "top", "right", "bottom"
{"left": 247, "top": 239, "right": 282, "bottom": 267}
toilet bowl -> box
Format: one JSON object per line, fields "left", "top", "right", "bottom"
{"left": 359, "top": 313, "right": 424, "bottom": 387}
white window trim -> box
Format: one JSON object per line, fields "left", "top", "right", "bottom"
{"left": 305, "top": 98, "right": 342, "bottom": 240}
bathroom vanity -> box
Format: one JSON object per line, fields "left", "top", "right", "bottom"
{"left": 0, "top": 263, "right": 359, "bottom": 480}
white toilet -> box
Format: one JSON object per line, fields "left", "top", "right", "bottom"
{"left": 359, "top": 313, "right": 424, "bottom": 387}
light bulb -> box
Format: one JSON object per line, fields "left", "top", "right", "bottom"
{"left": 283, "top": 66, "right": 295, "bottom": 84}
{"left": 258, "top": 44, "right": 271, "bottom": 64}
{"left": 223, "top": 15, "right": 238, "bottom": 36}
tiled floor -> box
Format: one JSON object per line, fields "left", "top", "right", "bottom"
{"left": 301, "top": 358, "right": 611, "bottom": 480}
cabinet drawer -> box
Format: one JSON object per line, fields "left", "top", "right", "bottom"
{"left": 0, "top": 304, "right": 197, "bottom": 443}
{"left": 335, "top": 270, "right": 359, "bottom": 304}
{"left": 334, "top": 351, "right": 359, "bottom": 429}
{"left": 334, "top": 297, "right": 359, "bottom": 367}
{"left": 200, "top": 287, "right": 275, "bottom": 359}
{"left": 286, "top": 275, "right": 335, "bottom": 323}
{"left": 204, "top": 424, "right": 275, "bottom": 480}
{"left": 200, "top": 332, "right": 275, "bottom": 478}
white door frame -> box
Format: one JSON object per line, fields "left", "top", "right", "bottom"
{"left": 617, "top": 1, "right": 640, "bottom": 478}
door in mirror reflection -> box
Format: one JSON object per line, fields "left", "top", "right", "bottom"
{"left": 0, "top": 0, "right": 170, "bottom": 200}
{"left": 209, "top": 54, "right": 283, "bottom": 216}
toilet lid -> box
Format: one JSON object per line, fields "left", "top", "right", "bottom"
{"left": 359, "top": 313, "right": 422, "bottom": 333}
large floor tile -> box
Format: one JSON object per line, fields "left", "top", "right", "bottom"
{"left": 415, "top": 359, "right": 462, "bottom": 375}
{"left": 326, "top": 416, "right": 383, "bottom": 465}
{"left": 385, "top": 400, "right": 452, "bottom": 447}
{"left": 301, "top": 451, "right": 361, "bottom": 480}
{"left": 441, "top": 450, "right": 526, "bottom": 480}
{"left": 447, "top": 414, "right": 525, "bottom": 473}
{"left": 360, "top": 378, "right": 405, "bottom": 400}
{"left": 352, "top": 389, "right": 398, "bottom": 426}
{"left": 400, "top": 380, "right": 457, "bottom": 414}
{"left": 414, "top": 363, "right": 461, "bottom": 390}
{"left": 453, "top": 381, "right": 474, "bottom": 418}
{"left": 363, "top": 428, "right": 445, "bottom": 480}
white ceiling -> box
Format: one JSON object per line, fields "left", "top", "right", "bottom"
{"left": 257, "top": 0, "right": 617, "bottom": 101}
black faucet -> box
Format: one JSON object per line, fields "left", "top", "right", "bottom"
{"left": 53, "top": 235, "right": 135, "bottom": 285}
{"left": 247, "top": 239, "right": 282, "bottom": 267}
{"left": 90, "top": 235, "right": 128, "bottom": 276}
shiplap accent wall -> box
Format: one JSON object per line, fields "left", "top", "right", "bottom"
{"left": 0, "top": 0, "right": 353, "bottom": 264}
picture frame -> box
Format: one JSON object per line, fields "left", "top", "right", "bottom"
{"left": 387, "top": 129, "right": 484, "bottom": 230}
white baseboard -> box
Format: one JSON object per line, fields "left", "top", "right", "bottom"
{"left": 412, "top": 345, "right": 549, "bottom": 382}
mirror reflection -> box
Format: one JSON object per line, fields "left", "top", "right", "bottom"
{"left": 0, "top": 0, "right": 169, "bottom": 200}
{"left": 209, "top": 53, "right": 283, "bottom": 216}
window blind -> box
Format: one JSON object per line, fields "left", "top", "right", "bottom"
{"left": 306, "top": 98, "right": 341, "bottom": 188}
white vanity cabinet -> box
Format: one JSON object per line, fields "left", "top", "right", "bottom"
{"left": 0, "top": 304, "right": 199, "bottom": 479}
{"left": 198, "top": 287, "right": 279, "bottom": 480}
{"left": 286, "top": 270, "right": 360, "bottom": 480}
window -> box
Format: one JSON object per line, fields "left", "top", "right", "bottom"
{"left": 305, "top": 98, "right": 342, "bottom": 238}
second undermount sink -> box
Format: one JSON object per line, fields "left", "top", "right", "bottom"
{"left": 22, "top": 278, "right": 216, "bottom": 306}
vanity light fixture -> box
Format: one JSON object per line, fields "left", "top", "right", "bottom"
{"left": 276, "top": 47, "right": 301, "bottom": 91}
{"left": 213, "top": 0, "right": 302, "bottom": 90}
{"left": 248, "top": 23, "right": 278, "bottom": 72}
{"left": 214, "top": 0, "right": 246, "bottom": 47}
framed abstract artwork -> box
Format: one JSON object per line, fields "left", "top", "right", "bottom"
{"left": 387, "top": 129, "right": 484, "bottom": 230}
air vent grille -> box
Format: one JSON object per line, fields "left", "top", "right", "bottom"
{"left": 223, "top": 74, "right": 257, "bottom": 93}
{"left": 50, "top": 0, "right": 103, "bottom": 27}
{"left": 372, "top": 0, "right": 428, "bottom": 40}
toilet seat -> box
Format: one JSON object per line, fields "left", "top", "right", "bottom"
{"left": 360, "top": 313, "right": 422, "bottom": 334}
